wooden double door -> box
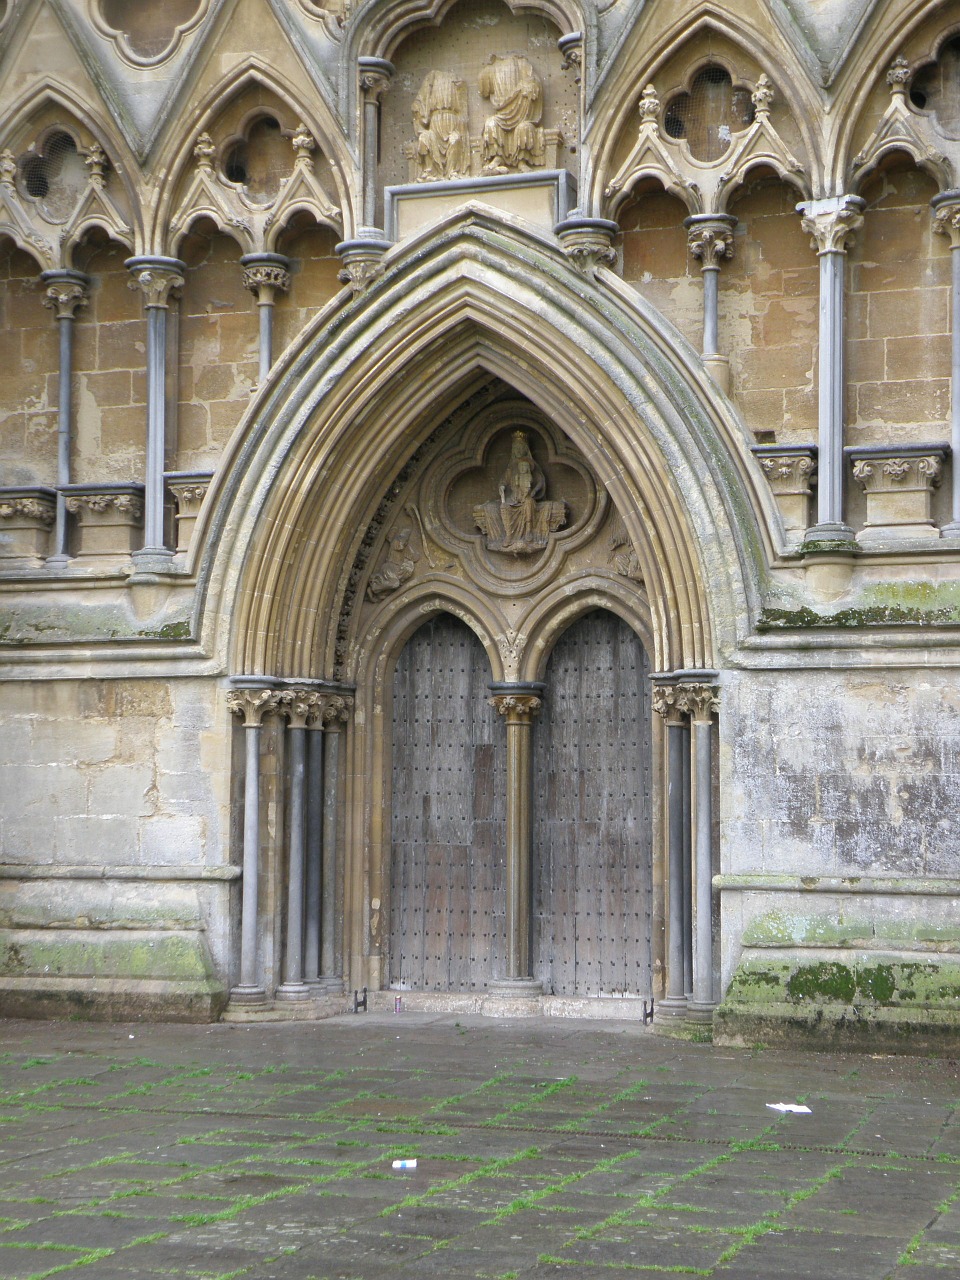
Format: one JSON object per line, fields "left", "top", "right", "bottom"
{"left": 388, "top": 610, "right": 653, "bottom": 995}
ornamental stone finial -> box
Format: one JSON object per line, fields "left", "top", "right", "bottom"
{"left": 887, "top": 56, "right": 911, "bottom": 96}
{"left": 194, "top": 132, "right": 217, "bottom": 170}
{"left": 638, "top": 83, "right": 661, "bottom": 126}
{"left": 752, "top": 74, "right": 774, "bottom": 119}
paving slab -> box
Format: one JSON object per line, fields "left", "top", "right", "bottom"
{"left": 0, "top": 1013, "right": 958, "bottom": 1278}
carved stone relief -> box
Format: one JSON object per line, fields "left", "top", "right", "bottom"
{"left": 366, "top": 519, "right": 422, "bottom": 601}
{"left": 479, "top": 55, "right": 546, "bottom": 175}
{"left": 412, "top": 72, "right": 470, "bottom": 181}
{"left": 473, "top": 431, "right": 566, "bottom": 555}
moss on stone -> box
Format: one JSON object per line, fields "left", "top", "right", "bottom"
{"left": 787, "top": 961, "right": 857, "bottom": 1003}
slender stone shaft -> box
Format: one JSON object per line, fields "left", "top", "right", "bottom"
{"left": 358, "top": 59, "right": 393, "bottom": 229}
{"left": 125, "top": 257, "right": 185, "bottom": 562}
{"left": 931, "top": 192, "right": 960, "bottom": 534}
{"left": 240, "top": 723, "right": 263, "bottom": 991}
{"left": 278, "top": 724, "right": 309, "bottom": 996}
{"left": 692, "top": 717, "right": 714, "bottom": 1009}
{"left": 490, "top": 686, "right": 543, "bottom": 982}
{"left": 681, "top": 721, "right": 693, "bottom": 996}
{"left": 798, "top": 197, "right": 864, "bottom": 538}
{"left": 241, "top": 254, "right": 291, "bottom": 384}
{"left": 321, "top": 720, "right": 342, "bottom": 980}
{"left": 227, "top": 687, "right": 280, "bottom": 1002}
{"left": 41, "top": 271, "right": 89, "bottom": 563}
{"left": 666, "top": 718, "right": 686, "bottom": 1005}
{"left": 684, "top": 214, "right": 736, "bottom": 360}
{"left": 303, "top": 726, "right": 324, "bottom": 984}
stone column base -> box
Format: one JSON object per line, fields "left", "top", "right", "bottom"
{"left": 276, "top": 982, "right": 313, "bottom": 1001}
{"left": 481, "top": 977, "right": 543, "bottom": 1017}
{"left": 228, "top": 984, "right": 267, "bottom": 1005}
{"left": 656, "top": 995, "right": 689, "bottom": 1020}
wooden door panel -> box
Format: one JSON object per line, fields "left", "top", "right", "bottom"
{"left": 532, "top": 610, "right": 652, "bottom": 997}
{"left": 389, "top": 615, "right": 504, "bottom": 990}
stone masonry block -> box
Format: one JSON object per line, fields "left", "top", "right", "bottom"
{"left": 55, "top": 815, "right": 139, "bottom": 863}
{"left": 86, "top": 764, "right": 155, "bottom": 818}
{"left": 139, "top": 815, "right": 205, "bottom": 865}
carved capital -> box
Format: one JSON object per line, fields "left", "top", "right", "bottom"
{"left": 932, "top": 195, "right": 960, "bottom": 248}
{"left": 227, "top": 687, "right": 281, "bottom": 728}
{"left": 851, "top": 452, "right": 943, "bottom": 491}
{"left": 335, "top": 237, "right": 390, "bottom": 295}
{"left": 125, "top": 257, "right": 186, "bottom": 309}
{"left": 359, "top": 57, "right": 394, "bottom": 100}
{"left": 799, "top": 196, "right": 864, "bottom": 255}
{"left": 757, "top": 451, "right": 816, "bottom": 495}
{"left": 653, "top": 682, "right": 719, "bottom": 722}
{"left": 555, "top": 217, "right": 619, "bottom": 275}
{"left": 41, "top": 271, "right": 89, "bottom": 320}
{"left": 64, "top": 490, "right": 143, "bottom": 519}
{"left": 279, "top": 686, "right": 323, "bottom": 729}
{"left": 489, "top": 693, "right": 542, "bottom": 722}
{"left": 0, "top": 494, "right": 55, "bottom": 526}
{"left": 319, "top": 693, "right": 353, "bottom": 726}
{"left": 682, "top": 683, "right": 720, "bottom": 723}
{"left": 241, "top": 262, "right": 291, "bottom": 296}
{"left": 685, "top": 216, "right": 736, "bottom": 268}
{"left": 558, "top": 32, "right": 582, "bottom": 82}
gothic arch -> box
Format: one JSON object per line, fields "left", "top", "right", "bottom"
{"left": 151, "top": 61, "right": 354, "bottom": 252}
{"left": 588, "top": 8, "right": 821, "bottom": 211}
{"left": 349, "top": 0, "right": 583, "bottom": 63}
{"left": 189, "top": 208, "right": 774, "bottom": 683}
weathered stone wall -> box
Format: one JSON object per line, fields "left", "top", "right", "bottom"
{"left": 0, "top": 247, "right": 55, "bottom": 487}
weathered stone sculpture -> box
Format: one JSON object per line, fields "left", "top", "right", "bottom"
{"left": 479, "top": 54, "right": 545, "bottom": 174}
{"left": 474, "top": 431, "right": 566, "bottom": 554}
{"left": 367, "top": 525, "right": 418, "bottom": 600}
{"left": 412, "top": 70, "right": 469, "bottom": 180}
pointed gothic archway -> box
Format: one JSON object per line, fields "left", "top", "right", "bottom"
{"left": 201, "top": 210, "right": 767, "bottom": 1011}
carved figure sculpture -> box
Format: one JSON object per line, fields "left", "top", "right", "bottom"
{"left": 474, "top": 431, "right": 566, "bottom": 554}
{"left": 478, "top": 54, "right": 545, "bottom": 174}
{"left": 412, "top": 70, "right": 469, "bottom": 180}
{"left": 367, "top": 526, "right": 418, "bottom": 601}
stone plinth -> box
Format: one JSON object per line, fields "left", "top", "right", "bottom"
{"left": 62, "top": 483, "right": 145, "bottom": 559}
{"left": 166, "top": 472, "right": 212, "bottom": 554}
{"left": 0, "top": 487, "right": 56, "bottom": 566}
{"left": 847, "top": 444, "right": 947, "bottom": 540}
{"left": 752, "top": 446, "right": 817, "bottom": 537}
{"left": 385, "top": 170, "right": 576, "bottom": 241}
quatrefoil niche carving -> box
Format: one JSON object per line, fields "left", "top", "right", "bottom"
{"left": 93, "top": 0, "right": 206, "bottom": 65}
{"left": 663, "top": 64, "right": 755, "bottom": 163}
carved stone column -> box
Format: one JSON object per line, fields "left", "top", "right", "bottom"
{"left": 932, "top": 191, "right": 960, "bottom": 535}
{"left": 226, "top": 684, "right": 281, "bottom": 1002}
{"left": 40, "top": 269, "right": 89, "bottom": 565}
{"left": 489, "top": 684, "right": 544, "bottom": 993}
{"left": 751, "top": 445, "right": 818, "bottom": 538}
{"left": 276, "top": 687, "right": 322, "bottom": 1000}
{"left": 652, "top": 682, "right": 689, "bottom": 1015}
{"left": 684, "top": 214, "right": 737, "bottom": 392}
{"left": 125, "top": 256, "right": 185, "bottom": 569}
{"left": 684, "top": 681, "right": 720, "bottom": 1020}
{"left": 358, "top": 57, "right": 394, "bottom": 231}
{"left": 240, "top": 253, "right": 291, "bottom": 383}
{"left": 848, "top": 444, "right": 946, "bottom": 540}
{"left": 798, "top": 195, "right": 865, "bottom": 545}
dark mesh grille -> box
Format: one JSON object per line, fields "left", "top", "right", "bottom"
{"left": 663, "top": 66, "right": 755, "bottom": 162}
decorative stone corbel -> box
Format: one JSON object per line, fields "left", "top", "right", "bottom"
{"left": 752, "top": 445, "right": 817, "bottom": 537}
{"left": 558, "top": 31, "right": 583, "bottom": 83}
{"left": 848, "top": 444, "right": 947, "bottom": 540}
{"left": 335, "top": 235, "right": 391, "bottom": 294}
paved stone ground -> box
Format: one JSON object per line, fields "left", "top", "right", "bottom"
{"left": 0, "top": 1013, "right": 958, "bottom": 1279}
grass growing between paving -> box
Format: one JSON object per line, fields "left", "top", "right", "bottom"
{"left": 0, "top": 1020, "right": 959, "bottom": 1278}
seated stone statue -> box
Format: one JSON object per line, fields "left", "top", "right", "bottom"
{"left": 479, "top": 54, "right": 546, "bottom": 174}
{"left": 412, "top": 70, "right": 469, "bottom": 181}
{"left": 474, "top": 431, "right": 566, "bottom": 555}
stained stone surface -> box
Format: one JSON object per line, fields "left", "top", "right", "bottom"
{"left": 0, "top": 1012, "right": 957, "bottom": 1278}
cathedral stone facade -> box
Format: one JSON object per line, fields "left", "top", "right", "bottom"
{"left": 1, "top": 0, "right": 959, "bottom": 1049}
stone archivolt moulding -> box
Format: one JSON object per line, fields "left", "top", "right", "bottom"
{"left": 169, "top": 122, "right": 341, "bottom": 256}
{"left": 603, "top": 73, "right": 806, "bottom": 219}
{"left": 846, "top": 444, "right": 947, "bottom": 541}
